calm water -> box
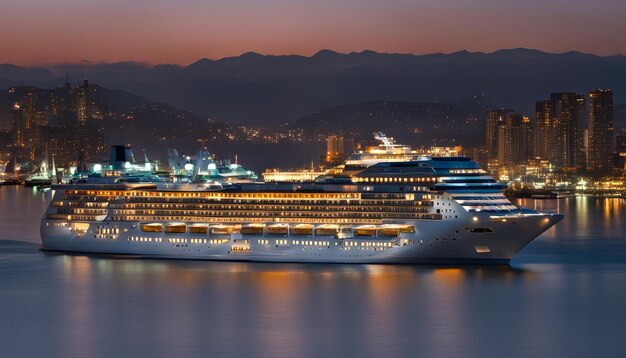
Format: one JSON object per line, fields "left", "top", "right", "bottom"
{"left": 1, "top": 186, "right": 625, "bottom": 358}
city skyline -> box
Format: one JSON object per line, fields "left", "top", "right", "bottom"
{"left": 2, "top": 0, "right": 626, "bottom": 65}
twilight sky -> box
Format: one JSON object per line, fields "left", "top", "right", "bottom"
{"left": 1, "top": 0, "right": 625, "bottom": 66}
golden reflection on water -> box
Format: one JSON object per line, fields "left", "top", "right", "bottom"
{"left": 515, "top": 197, "right": 625, "bottom": 239}
{"left": 47, "top": 253, "right": 541, "bottom": 356}
{"left": 60, "top": 256, "right": 95, "bottom": 357}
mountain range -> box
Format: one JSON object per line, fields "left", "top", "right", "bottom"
{"left": 2, "top": 49, "right": 626, "bottom": 126}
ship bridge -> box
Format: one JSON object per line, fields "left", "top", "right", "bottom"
{"left": 350, "top": 157, "right": 507, "bottom": 193}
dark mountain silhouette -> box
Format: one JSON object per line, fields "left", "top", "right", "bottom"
{"left": 0, "top": 64, "right": 56, "bottom": 84}
{"left": 1, "top": 48, "right": 625, "bottom": 126}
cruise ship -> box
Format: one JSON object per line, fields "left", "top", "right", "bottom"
{"left": 40, "top": 135, "right": 562, "bottom": 264}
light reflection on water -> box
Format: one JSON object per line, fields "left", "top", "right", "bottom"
{"left": 1, "top": 187, "right": 625, "bottom": 357}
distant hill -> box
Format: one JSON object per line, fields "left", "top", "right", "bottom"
{"left": 0, "top": 84, "right": 241, "bottom": 161}
{"left": 295, "top": 97, "right": 492, "bottom": 146}
{"left": 2, "top": 49, "right": 625, "bottom": 125}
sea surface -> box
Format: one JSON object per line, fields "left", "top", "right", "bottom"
{"left": 1, "top": 186, "right": 625, "bottom": 358}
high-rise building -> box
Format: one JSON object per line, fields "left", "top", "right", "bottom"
{"left": 548, "top": 93, "right": 586, "bottom": 168}
{"left": 11, "top": 103, "right": 26, "bottom": 149}
{"left": 325, "top": 135, "right": 345, "bottom": 164}
{"left": 485, "top": 109, "right": 512, "bottom": 161}
{"left": 500, "top": 114, "right": 533, "bottom": 166}
{"left": 617, "top": 132, "right": 626, "bottom": 171}
{"left": 75, "top": 79, "right": 102, "bottom": 123}
{"left": 534, "top": 100, "right": 551, "bottom": 159}
{"left": 588, "top": 89, "right": 613, "bottom": 171}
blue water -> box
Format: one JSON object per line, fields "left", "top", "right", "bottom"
{"left": 1, "top": 186, "right": 625, "bottom": 357}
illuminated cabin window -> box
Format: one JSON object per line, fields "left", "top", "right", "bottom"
{"left": 475, "top": 245, "right": 491, "bottom": 253}
{"left": 140, "top": 223, "right": 163, "bottom": 232}
{"left": 71, "top": 222, "right": 90, "bottom": 233}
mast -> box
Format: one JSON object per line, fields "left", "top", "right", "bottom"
{"left": 51, "top": 154, "right": 57, "bottom": 181}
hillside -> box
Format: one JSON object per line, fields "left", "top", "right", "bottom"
{"left": 2, "top": 49, "right": 625, "bottom": 125}
{"left": 295, "top": 98, "right": 491, "bottom": 146}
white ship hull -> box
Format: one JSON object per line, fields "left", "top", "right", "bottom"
{"left": 40, "top": 202, "right": 562, "bottom": 264}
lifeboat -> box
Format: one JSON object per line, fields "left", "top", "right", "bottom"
{"left": 241, "top": 224, "right": 265, "bottom": 235}
{"left": 315, "top": 225, "right": 338, "bottom": 236}
{"left": 211, "top": 225, "right": 239, "bottom": 235}
{"left": 266, "top": 224, "right": 288, "bottom": 235}
{"left": 354, "top": 225, "right": 376, "bottom": 237}
{"left": 291, "top": 224, "right": 313, "bottom": 235}
{"left": 165, "top": 222, "right": 186, "bottom": 233}
{"left": 140, "top": 223, "right": 163, "bottom": 233}
{"left": 188, "top": 223, "right": 208, "bottom": 234}
{"left": 399, "top": 225, "right": 415, "bottom": 233}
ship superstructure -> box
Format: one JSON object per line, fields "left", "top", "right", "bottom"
{"left": 40, "top": 140, "right": 562, "bottom": 263}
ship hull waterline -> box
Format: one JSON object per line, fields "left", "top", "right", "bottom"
{"left": 40, "top": 214, "right": 563, "bottom": 265}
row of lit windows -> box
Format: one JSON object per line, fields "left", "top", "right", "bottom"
{"left": 57, "top": 208, "right": 108, "bottom": 215}
{"left": 231, "top": 246, "right": 250, "bottom": 251}
{"left": 64, "top": 215, "right": 102, "bottom": 221}
{"left": 115, "top": 211, "right": 423, "bottom": 220}
{"left": 49, "top": 222, "right": 68, "bottom": 227}
{"left": 164, "top": 238, "right": 231, "bottom": 244}
{"left": 340, "top": 246, "right": 391, "bottom": 251}
{"left": 97, "top": 228, "right": 120, "bottom": 235}
{"left": 68, "top": 190, "right": 361, "bottom": 200}
{"left": 53, "top": 201, "right": 109, "bottom": 208}
{"left": 352, "top": 177, "right": 435, "bottom": 183}
{"left": 111, "top": 215, "right": 443, "bottom": 224}
{"left": 124, "top": 198, "right": 418, "bottom": 205}
{"left": 113, "top": 207, "right": 428, "bottom": 217}
{"left": 115, "top": 202, "right": 426, "bottom": 211}
{"left": 448, "top": 169, "right": 486, "bottom": 174}
{"left": 129, "top": 236, "right": 162, "bottom": 242}
{"left": 65, "top": 196, "right": 433, "bottom": 210}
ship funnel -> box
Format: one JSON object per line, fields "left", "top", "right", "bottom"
{"left": 109, "top": 145, "right": 136, "bottom": 170}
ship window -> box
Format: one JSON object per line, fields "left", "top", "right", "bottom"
{"left": 470, "top": 228, "right": 494, "bottom": 233}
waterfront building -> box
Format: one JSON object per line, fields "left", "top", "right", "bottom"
{"left": 325, "top": 135, "right": 345, "bottom": 165}
{"left": 549, "top": 93, "right": 586, "bottom": 168}
{"left": 616, "top": 132, "right": 626, "bottom": 171}
{"left": 485, "top": 109, "right": 512, "bottom": 161}
{"left": 10, "top": 103, "right": 26, "bottom": 150}
{"left": 501, "top": 114, "right": 533, "bottom": 166}
{"left": 588, "top": 89, "right": 613, "bottom": 172}
{"left": 534, "top": 100, "right": 551, "bottom": 159}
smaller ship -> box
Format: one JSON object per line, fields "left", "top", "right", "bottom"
{"left": 24, "top": 174, "right": 52, "bottom": 187}
{"left": 168, "top": 148, "right": 258, "bottom": 183}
